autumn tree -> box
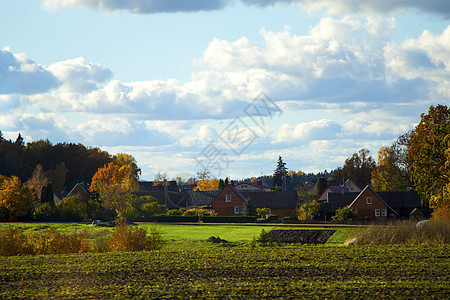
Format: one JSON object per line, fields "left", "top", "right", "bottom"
{"left": 334, "top": 149, "right": 376, "bottom": 187}
{"left": 26, "top": 164, "right": 48, "bottom": 202}
{"left": 114, "top": 153, "right": 141, "bottom": 180}
{"left": 273, "top": 156, "right": 288, "bottom": 189}
{"left": 153, "top": 171, "right": 168, "bottom": 186}
{"left": 371, "top": 146, "right": 410, "bottom": 191}
{"left": 90, "top": 162, "right": 139, "bottom": 218}
{"left": 196, "top": 178, "right": 220, "bottom": 191}
{"left": 196, "top": 170, "right": 211, "bottom": 181}
{"left": 408, "top": 104, "right": 450, "bottom": 207}
{"left": 297, "top": 199, "right": 320, "bottom": 221}
{"left": 0, "top": 176, "right": 35, "bottom": 220}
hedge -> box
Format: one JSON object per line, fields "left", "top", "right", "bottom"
{"left": 202, "top": 216, "right": 257, "bottom": 223}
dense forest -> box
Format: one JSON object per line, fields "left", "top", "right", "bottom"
{"left": 0, "top": 133, "right": 112, "bottom": 192}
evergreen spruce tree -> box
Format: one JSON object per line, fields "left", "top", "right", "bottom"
{"left": 218, "top": 179, "right": 225, "bottom": 190}
{"left": 224, "top": 177, "right": 229, "bottom": 186}
{"left": 243, "top": 198, "right": 257, "bottom": 216}
{"left": 316, "top": 177, "right": 327, "bottom": 197}
{"left": 273, "top": 156, "right": 288, "bottom": 190}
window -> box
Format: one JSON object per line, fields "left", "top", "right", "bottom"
{"left": 375, "top": 209, "right": 381, "bottom": 217}
{"left": 226, "top": 195, "right": 231, "bottom": 202}
{"left": 234, "top": 206, "right": 244, "bottom": 214}
{"left": 381, "top": 209, "right": 387, "bottom": 217}
{"left": 366, "top": 197, "right": 372, "bottom": 204}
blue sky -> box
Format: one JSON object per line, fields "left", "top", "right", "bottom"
{"left": 1, "top": 0, "right": 449, "bottom": 181}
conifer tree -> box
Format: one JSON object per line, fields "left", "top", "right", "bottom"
{"left": 273, "top": 156, "right": 288, "bottom": 189}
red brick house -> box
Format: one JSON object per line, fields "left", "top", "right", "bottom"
{"left": 211, "top": 184, "right": 247, "bottom": 215}
{"left": 348, "top": 186, "right": 396, "bottom": 220}
{"left": 66, "top": 183, "right": 91, "bottom": 205}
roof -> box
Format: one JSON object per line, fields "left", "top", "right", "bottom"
{"left": 138, "top": 181, "right": 179, "bottom": 192}
{"left": 236, "top": 181, "right": 272, "bottom": 189}
{"left": 326, "top": 192, "right": 358, "bottom": 208}
{"left": 187, "top": 190, "right": 221, "bottom": 206}
{"left": 376, "top": 191, "right": 420, "bottom": 209}
{"left": 241, "top": 191, "right": 297, "bottom": 209}
{"left": 133, "top": 191, "right": 188, "bottom": 209}
{"left": 318, "top": 186, "right": 348, "bottom": 201}
{"left": 349, "top": 186, "right": 397, "bottom": 214}
{"left": 66, "top": 183, "right": 90, "bottom": 197}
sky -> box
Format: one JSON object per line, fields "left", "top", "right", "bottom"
{"left": 1, "top": 0, "right": 449, "bottom": 181}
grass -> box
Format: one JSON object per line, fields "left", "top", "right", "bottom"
{"left": 0, "top": 222, "right": 448, "bottom": 298}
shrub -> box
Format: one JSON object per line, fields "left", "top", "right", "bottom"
{"left": 167, "top": 209, "right": 184, "bottom": 216}
{"left": 334, "top": 207, "right": 358, "bottom": 221}
{"left": 34, "top": 202, "right": 57, "bottom": 221}
{"left": 27, "top": 229, "right": 91, "bottom": 255}
{"left": 0, "top": 226, "right": 32, "bottom": 256}
{"left": 108, "top": 220, "right": 163, "bottom": 252}
{"left": 347, "top": 219, "right": 450, "bottom": 245}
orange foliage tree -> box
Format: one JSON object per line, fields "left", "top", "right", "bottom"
{"left": 90, "top": 162, "right": 137, "bottom": 192}
{"left": 0, "top": 176, "right": 35, "bottom": 220}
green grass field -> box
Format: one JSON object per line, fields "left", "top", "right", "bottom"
{"left": 0, "top": 223, "right": 448, "bottom": 299}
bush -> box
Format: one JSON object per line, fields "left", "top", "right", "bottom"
{"left": 347, "top": 219, "right": 450, "bottom": 245}
{"left": 334, "top": 207, "right": 358, "bottom": 221}
{"left": 202, "top": 216, "right": 257, "bottom": 223}
{"left": 108, "top": 220, "right": 163, "bottom": 252}
{"left": 34, "top": 203, "right": 57, "bottom": 221}
{"left": 0, "top": 226, "right": 90, "bottom": 256}
{"left": 167, "top": 209, "right": 184, "bottom": 216}
{"left": 27, "top": 229, "right": 91, "bottom": 255}
{"left": 0, "top": 226, "right": 32, "bottom": 256}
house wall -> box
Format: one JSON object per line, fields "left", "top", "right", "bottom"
{"left": 212, "top": 185, "right": 246, "bottom": 216}
{"left": 349, "top": 188, "right": 388, "bottom": 220}
{"left": 68, "top": 185, "right": 90, "bottom": 205}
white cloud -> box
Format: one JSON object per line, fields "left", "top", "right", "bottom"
{"left": 0, "top": 48, "right": 60, "bottom": 95}
{"left": 48, "top": 57, "right": 113, "bottom": 93}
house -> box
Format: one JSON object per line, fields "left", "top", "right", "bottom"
{"left": 319, "top": 192, "right": 359, "bottom": 220}
{"left": 65, "top": 183, "right": 90, "bottom": 204}
{"left": 376, "top": 191, "right": 421, "bottom": 219}
{"left": 409, "top": 207, "right": 432, "bottom": 221}
{"left": 186, "top": 190, "right": 221, "bottom": 208}
{"left": 343, "top": 179, "right": 362, "bottom": 193}
{"left": 241, "top": 191, "right": 297, "bottom": 217}
{"left": 211, "top": 184, "right": 247, "bottom": 215}
{"left": 317, "top": 186, "right": 349, "bottom": 202}
{"left": 347, "top": 186, "right": 397, "bottom": 220}
{"left": 235, "top": 181, "right": 272, "bottom": 192}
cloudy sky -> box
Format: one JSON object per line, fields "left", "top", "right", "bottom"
{"left": 1, "top": 0, "right": 449, "bottom": 181}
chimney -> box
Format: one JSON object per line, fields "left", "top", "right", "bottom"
{"left": 231, "top": 180, "right": 235, "bottom": 186}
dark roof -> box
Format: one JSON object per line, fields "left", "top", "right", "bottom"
{"left": 138, "top": 181, "right": 179, "bottom": 192}
{"left": 134, "top": 190, "right": 187, "bottom": 209}
{"left": 349, "top": 186, "right": 397, "bottom": 214}
{"left": 326, "top": 192, "right": 358, "bottom": 209}
{"left": 187, "top": 190, "right": 221, "bottom": 207}
{"left": 241, "top": 191, "right": 297, "bottom": 209}
{"left": 376, "top": 191, "right": 421, "bottom": 209}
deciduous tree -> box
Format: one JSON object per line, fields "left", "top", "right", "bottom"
{"left": 371, "top": 146, "right": 410, "bottom": 191}
{"left": 334, "top": 149, "right": 376, "bottom": 187}
{"left": 196, "top": 178, "right": 220, "bottom": 191}
{"left": 408, "top": 104, "right": 450, "bottom": 206}
{"left": 0, "top": 176, "right": 35, "bottom": 220}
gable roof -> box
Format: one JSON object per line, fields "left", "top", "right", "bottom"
{"left": 66, "top": 183, "right": 90, "bottom": 197}
{"left": 241, "top": 191, "right": 297, "bottom": 208}
{"left": 376, "top": 191, "right": 420, "bottom": 209}
{"left": 318, "top": 186, "right": 348, "bottom": 201}
{"left": 349, "top": 185, "right": 397, "bottom": 214}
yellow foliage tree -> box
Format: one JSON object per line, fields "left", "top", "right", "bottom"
{"left": 297, "top": 199, "right": 320, "bottom": 221}
{"left": 90, "top": 162, "right": 137, "bottom": 192}
{"left": 195, "top": 178, "right": 220, "bottom": 191}
{"left": 371, "top": 146, "right": 409, "bottom": 191}
{"left": 0, "top": 176, "right": 35, "bottom": 220}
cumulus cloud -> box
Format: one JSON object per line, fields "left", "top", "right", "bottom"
{"left": 0, "top": 48, "right": 60, "bottom": 95}
{"left": 48, "top": 57, "right": 113, "bottom": 93}
{"left": 44, "top": 0, "right": 450, "bottom": 18}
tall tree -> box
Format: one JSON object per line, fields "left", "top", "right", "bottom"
{"left": 113, "top": 153, "right": 141, "bottom": 180}
{"left": 371, "top": 146, "right": 411, "bottom": 191}
{"left": 196, "top": 178, "right": 220, "bottom": 191}
{"left": 316, "top": 177, "right": 327, "bottom": 197}
{"left": 408, "top": 104, "right": 450, "bottom": 206}
{"left": 90, "top": 162, "right": 137, "bottom": 192}
{"left": 273, "top": 156, "right": 288, "bottom": 189}
{"left": 334, "top": 149, "right": 376, "bottom": 187}
{"left": 26, "top": 164, "right": 48, "bottom": 202}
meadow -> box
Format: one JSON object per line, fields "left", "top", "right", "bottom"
{"left": 0, "top": 222, "right": 448, "bottom": 299}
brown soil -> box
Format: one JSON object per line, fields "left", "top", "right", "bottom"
{"left": 266, "top": 229, "right": 336, "bottom": 244}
